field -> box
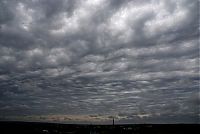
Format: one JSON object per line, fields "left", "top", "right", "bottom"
{"left": 0, "top": 121, "right": 199, "bottom": 134}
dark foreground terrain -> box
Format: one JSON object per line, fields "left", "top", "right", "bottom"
{"left": 0, "top": 121, "right": 199, "bottom": 134}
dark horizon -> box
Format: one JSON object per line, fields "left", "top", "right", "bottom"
{"left": 0, "top": 121, "right": 199, "bottom": 134}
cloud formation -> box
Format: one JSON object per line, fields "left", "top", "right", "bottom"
{"left": 0, "top": 0, "right": 199, "bottom": 123}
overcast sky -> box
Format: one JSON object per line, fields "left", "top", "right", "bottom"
{"left": 0, "top": 0, "right": 199, "bottom": 124}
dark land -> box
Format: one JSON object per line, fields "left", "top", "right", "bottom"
{"left": 0, "top": 121, "right": 199, "bottom": 134}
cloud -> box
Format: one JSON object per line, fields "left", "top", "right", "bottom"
{"left": 0, "top": 0, "right": 199, "bottom": 123}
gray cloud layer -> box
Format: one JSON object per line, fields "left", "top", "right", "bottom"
{"left": 0, "top": 0, "right": 199, "bottom": 123}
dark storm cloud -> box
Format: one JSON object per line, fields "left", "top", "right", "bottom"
{"left": 0, "top": 0, "right": 199, "bottom": 123}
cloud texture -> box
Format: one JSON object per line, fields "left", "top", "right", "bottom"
{"left": 0, "top": 0, "right": 199, "bottom": 123}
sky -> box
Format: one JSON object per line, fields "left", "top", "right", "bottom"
{"left": 0, "top": 0, "right": 199, "bottom": 124}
